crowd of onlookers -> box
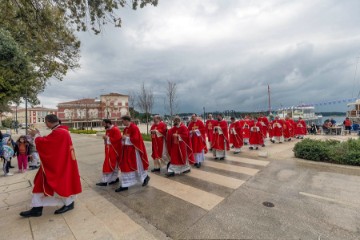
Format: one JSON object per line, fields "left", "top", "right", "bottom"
{"left": 0, "top": 131, "right": 40, "bottom": 176}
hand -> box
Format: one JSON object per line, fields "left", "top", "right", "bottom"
{"left": 29, "top": 129, "right": 39, "bottom": 137}
{"left": 102, "top": 135, "right": 107, "bottom": 140}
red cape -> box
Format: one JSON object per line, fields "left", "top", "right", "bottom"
{"left": 33, "top": 125, "right": 82, "bottom": 197}
{"left": 103, "top": 126, "right": 122, "bottom": 173}
{"left": 295, "top": 120, "right": 307, "bottom": 135}
{"left": 212, "top": 120, "right": 230, "bottom": 151}
{"left": 188, "top": 120, "right": 207, "bottom": 154}
{"left": 229, "top": 121, "right": 243, "bottom": 148}
{"left": 249, "top": 123, "right": 264, "bottom": 145}
{"left": 120, "top": 123, "right": 149, "bottom": 172}
{"left": 205, "top": 119, "right": 217, "bottom": 142}
{"left": 167, "top": 124, "right": 195, "bottom": 165}
{"left": 271, "top": 119, "right": 284, "bottom": 137}
{"left": 150, "top": 121, "right": 167, "bottom": 160}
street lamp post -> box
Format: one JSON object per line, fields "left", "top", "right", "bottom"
{"left": 203, "top": 107, "right": 206, "bottom": 123}
{"left": 25, "top": 86, "right": 28, "bottom": 135}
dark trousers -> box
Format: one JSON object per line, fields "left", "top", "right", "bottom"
{"left": 2, "top": 157, "right": 10, "bottom": 174}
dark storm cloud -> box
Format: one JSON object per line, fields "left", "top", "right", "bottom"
{"left": 39, "top": 0, "right": 360, "bottom": 114}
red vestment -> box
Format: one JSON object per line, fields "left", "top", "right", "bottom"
{"left": 271, "top": 119, "right": 284, "bottom": 137}
{"left": 103, "top": 126, "right": 122, "bottom": 173}
{"left": 282, "top": 121, "right": 292, "bottom": 139}
{"left": 167, "top": 124, "right": 195, "bottom": 165}
{"left": 287, "top": 119, "right": 296, "bottom": 137}
{"left": 211, "top": 120, "right": 230, "bottom": 151}
{"left": 240, "top": 119, "right": 253, "bottom": 139}
{"left": 229, "top": 121, "right": 243, "bottom": 148}
{"left": 119, "top": 123, "right": 149, "bottom": 173}
{"left": 249, "top": 122, "right": 264, "bottom": 145}
{"left": 205, "top": 119, "right": 217, "bottom": 143}
{"left": 150, "top": 121, "right": 167, "bottom": 160}
{"left": 258, "top": 117, "right": 269, "bottom": 138}
{"left": 188, "top": 120, "right": 207, "bottom": 154}
{"left": 295, "top": 120, "right": 307, "bottom": 135}
{"left": 33, "top": 126, "right": 82, "bottom": 197}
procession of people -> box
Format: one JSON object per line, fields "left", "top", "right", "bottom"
{"left": 0, "top": 113, "right": 311, "bottom": 218}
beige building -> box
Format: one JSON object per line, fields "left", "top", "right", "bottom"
{"left": 16, "top": 107, "right": 57, "bottom": 127}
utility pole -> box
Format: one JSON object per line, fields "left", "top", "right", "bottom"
{"left": 268, "top": 84, "right": 271, "bottom": 116}
{"left": 25, "top": 85, "right": 28, "bottom": 135}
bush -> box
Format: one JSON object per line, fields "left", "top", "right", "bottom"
{"left": 69, "top": 129, "right": 97, "bottom": 134}
{"left": 293, "top": 138, "right": 360, "bottom": 166}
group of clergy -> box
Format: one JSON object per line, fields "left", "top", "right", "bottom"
{"left": 149, "top": 113, "right": 307, "bottom": 177}
{"left": 97, "top": 113, "right": 308, "bottom": 183}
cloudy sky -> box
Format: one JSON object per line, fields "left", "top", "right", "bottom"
{"left": 38, "top": 0, "right": 360, "bottom": 114}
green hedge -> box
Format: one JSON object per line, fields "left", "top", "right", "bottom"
{"left": 69, "top": 129, "right": 98, "bottom": 134}
{"left": 293, "top": 138, "right": 360, "bottom": 166}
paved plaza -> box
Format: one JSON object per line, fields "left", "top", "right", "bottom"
{"left": 1, "top": 126, "right": 360, "bottom": 239}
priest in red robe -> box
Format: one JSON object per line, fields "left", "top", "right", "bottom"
{"left": 239, "top": 115, "right": 253, "bottom": 145}
{"left": 229, "top": 117, "right": 243, "bottom": 154}
{"left": 283, "top": 116, "right": 293, "bottom": 142}
{"left": 249, "top": 119, "right": 264, "bottom": 150}
{"left": 150, "top": 115, "right": 168, "bottom": 172}
{"left": 166, "top": 116, "right": 194, "bottom": 177}
{"left": 188, "top": 114, "right": 207, "bottom": 168}
{"left": 115, "top": 116, "right": 150, "bottom": 192}
{"left": 295, "top": 117, "right": 307, "bottom": 139}
{"left": 211, "top": 114, "right": 229, "bottom": 160}
{"left": 271, "top": 116, "right": 284, "bottom": 143}
{"left": 205, "top": 114, "right": 217, "bottom": 150}
{"left": 20, "top": 114, "right": 82, "bottom": 217}
{"left": 96, "top": 119, "right": 122, "bottom": 186}
{"left": 258, "top": 114, "right": 269, "bottom": 139}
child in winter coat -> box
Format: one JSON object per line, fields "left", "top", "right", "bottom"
{"left": 14, "top": 136, "right": 30, "bottom": 173}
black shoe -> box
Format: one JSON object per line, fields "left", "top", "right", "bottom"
{"left": 255, "top": 147, "right": 259, "bottom": 150}
{"left": 108, "top": 178, "right": 119, "bottom": 185}
{"left": 183, "top": 169, "right": 191, "bottom": 174}
{"left": 115, "top": 186, "right": 129, "bottom": 192}
{"left": 262, "top": 144, "right": 265, "bottom": 147}
{"left": 219, "top": 157, "right": 225, "bottom": 160}
{"left": 166, "top": 172, "right": 175, "bottom": 177}
{"left": 151, "top": 168, "right": 161, "bottom": 173}
{"left": 9, "top": 165, "right": 15, "bottom": 169}
{"left": 270, "top": 140, "right": 275, "bottom": 143}
{"left": 196, "top": 162, "right": 201, "bottom": 168}
{"left": 96, "top": 182, "right": 107, "bottom": 186}
{"left": 244, "top": 142, "right": 248, "bottom": 145}
{"left": 234, "top": 152, "right": 240, "bottom": 154}
{"left": 209, "top": 148, "right": 213, "bottom": 151}
{"left": 249, "top": 147, "right": 254, "bottom": 150}
{"left": 142, "top": 175, "right": 150, "bottom": 186}
{"left": 214, "top": 157, "right": 219, "bottom": 160}
{"left": 54, "top": 202, "right": 74, "bottom": 214}
{"left": 279, "top": 142, "right": 283, "bottom": 144}
{"left": 288, "top": 138, "right": 292, "bottom": 142}
{"left": 167, "top": 162, "right": 171, "bottom": 170}
{"left": 20, "top": 207, "right": 43, "bottom": 217}
{"left": 194, "top": 163, "right": 198, "bottom": 167}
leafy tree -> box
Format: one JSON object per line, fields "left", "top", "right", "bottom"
{"left": 0, "top": 0, "right": 158, "bottom": 106}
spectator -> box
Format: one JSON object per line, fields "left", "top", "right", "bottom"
{"left": 330, "top": 118, "right": 336, "bottom": 126}
{"left": 309, "top": 123, "right": 318, "bottom": 135}
{"left": 343, "top": 117, "right": 352, "bottom": 134}
{"left": 14, "top": 136, "right": 31, "bottom": 173}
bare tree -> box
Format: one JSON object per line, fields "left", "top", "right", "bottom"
{"left": 137, "top": 82, "right": 154, "bottom": 134}
{"left": 165, "top": 80, "right": 178, "bottom": 119}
